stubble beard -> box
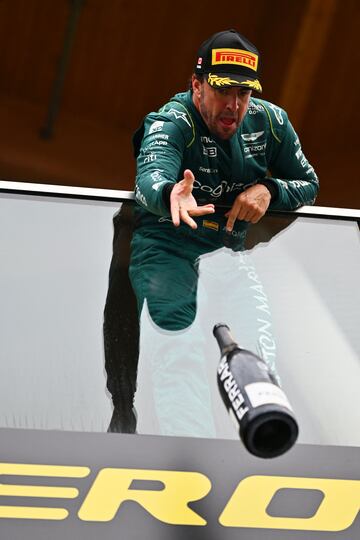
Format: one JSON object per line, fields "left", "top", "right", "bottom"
{"left": 199, "top": 98, "right": 238, "bottom": 140}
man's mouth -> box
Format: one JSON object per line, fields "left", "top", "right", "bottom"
{"left": 219, "top": 117, "right": 236, "bottom": 127}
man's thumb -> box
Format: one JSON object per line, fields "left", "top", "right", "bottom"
{"left": 183, "top": 169, "right": 195, "bottom": 184}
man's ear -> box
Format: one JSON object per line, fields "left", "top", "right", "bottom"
{"left": 191, "top": 75, "right": 202, "bottom": 99}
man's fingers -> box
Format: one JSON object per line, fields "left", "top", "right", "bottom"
{"left": 226, "top": 199, "right": 242, "bottom": 231}
{"left": 189, "top": 204, "right": 215, "bottom": 217}
{"left": 242, "top": 209, "right": 257, "bottom": 222}
{"left": 250, "top": 213, "right": 262, "bottom": 224}
{"left": 179, "top": 208, "right": 197, "bottom": 229}
{"left": 172, "top": 202, "right": 198, "bottom": 229}
{"left": 226, "top": 206, "right": 263, "bottom": 229}
{"left": 171, "top": 204, "right": 181, "bottom": 227}
{"left": 226, "top": 213, "right": 236, "bottom": 232}
{"left": 226, "top": 204, "right": 251, "bottom": 230}
{"left": 237, "top": 206, "right": 249, "bottom": 221}
{"left": 170, "top": 171, "right": 211, "bottom": 228}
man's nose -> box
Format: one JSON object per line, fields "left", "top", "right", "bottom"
{"left": 225, "top": 94, "right": 239, "bottom": 112}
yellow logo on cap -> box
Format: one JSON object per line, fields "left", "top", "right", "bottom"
{"left": 240, "top": 79, "right": 262, "bottom": 92}
{"left": 212, "top": 48, "right": 258, "bottom": 71}
{"left": 208, "top": 74, "right": 240, "bottom": 87}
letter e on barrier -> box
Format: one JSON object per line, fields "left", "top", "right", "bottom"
{"left": 0, "top": 462, "right": 90, "bottom": 520}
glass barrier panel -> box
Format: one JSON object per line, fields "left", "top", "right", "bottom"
{"left": 0, "top": 192, "right": 359, "bottom": 448}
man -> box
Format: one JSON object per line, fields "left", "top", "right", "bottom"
{"left": 104, "top": 29, "right": 319, "bottom": 434}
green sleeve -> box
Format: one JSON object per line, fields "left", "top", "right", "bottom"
{"left": 262, "top": 102, "right": 319, "bottom": 210}
{"left": 134, "top": 114, "right": 188, "bottom": 217}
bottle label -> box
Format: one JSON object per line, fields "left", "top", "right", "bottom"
{"left": 244, "top": 382, "right": 293, "bottom": 411}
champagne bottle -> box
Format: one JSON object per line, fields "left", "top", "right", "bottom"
{"left": 213, "top": 323, "right": 298, "bottom": 458}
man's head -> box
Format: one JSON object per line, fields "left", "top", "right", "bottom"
{"left": 191, "top": 29, "right": 262, "bottom": 140}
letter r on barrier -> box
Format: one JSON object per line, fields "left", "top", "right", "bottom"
{"left": 219, "top": 475, "right": 360, "bottom": 532}
{"left": 78, "top": 468, "right": 211, "bottom": 525}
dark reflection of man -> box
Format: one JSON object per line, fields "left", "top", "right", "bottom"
{"left": 104, "top": 205, "right": 298, "bottom": 435}
{"left": 103, "top": 29, "right": 318, "bottom": 434}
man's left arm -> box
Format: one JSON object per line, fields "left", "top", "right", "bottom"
{"left": 264, "top": 118, "right": 319, "bottom": 211}
{"left": 225, "top": 117, "right": 319, "bottom": 231}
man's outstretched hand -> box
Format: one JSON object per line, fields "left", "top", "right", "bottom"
{"left": 170, "top": 169, "right": 215, "bottom": 229}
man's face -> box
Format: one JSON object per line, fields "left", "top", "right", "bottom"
{"left": 192, "top": 76, "right": 252, "bottom": 140}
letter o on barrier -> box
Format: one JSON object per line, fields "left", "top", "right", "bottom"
{"left": 219, "top": 475, "right": 360, "bottom": 532}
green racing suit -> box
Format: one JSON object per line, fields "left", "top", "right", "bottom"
{"left": 104, "top": 89, "right": 319, "bottom": 436}
{"left": 130, "top": 90, "right": 318, "bottom": 330}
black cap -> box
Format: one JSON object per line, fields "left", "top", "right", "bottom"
{"left": 195, "top": 29, "right": 262, "bottom": 93}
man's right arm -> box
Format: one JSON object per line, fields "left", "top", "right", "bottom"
{"left": 134, "top": 116, "right": 185, "bottom": 216}
{"left": 134, "top": 115, "right": 215, "bottom": 226}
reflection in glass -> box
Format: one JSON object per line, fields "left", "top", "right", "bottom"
{"left": 105, "top": 203, "right": 294, "bottom": 438}
{"left": 0, "top": 192, "right": 359, "bottom": 447}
